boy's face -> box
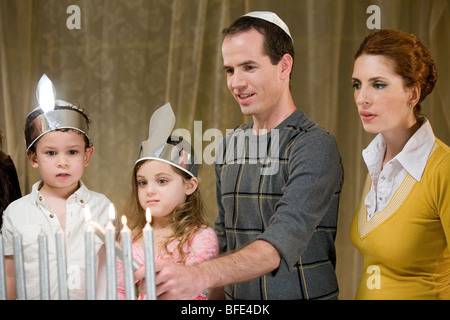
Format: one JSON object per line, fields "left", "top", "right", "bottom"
{"left": 29, "top": 130, "right": 93, "bottom": 194}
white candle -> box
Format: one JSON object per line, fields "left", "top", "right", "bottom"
{"left": 105, "top": 204, "right": 117, "bottom": 300}
{"left": 120, "top": 215, "right": 135, "bottom": 300}
{"left": 13, "top": 231, "right": 26, "bottom": 300}
{"left": 84, "top": 205, "right": 96, "bottom": 300}
{"left": 143, "top": 208, "right": 156, "bottom": 300}
{"left": 90, "top": 220, "right": 106, "bottom": 242}
{"left": 0, "top": 233, "right": 7, "bottom": 300}
{"left": 55, "top": 229, "right": 69, "bottom": 299}
{"left": 38, "top": 231, "right": 50, "bottom": 300}
{"left": 89, "top": 218, "right": 140, "bottom": 270}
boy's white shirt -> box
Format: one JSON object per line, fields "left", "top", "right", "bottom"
{"left": 1, "top": 180, "right": 111, "bottom": 300}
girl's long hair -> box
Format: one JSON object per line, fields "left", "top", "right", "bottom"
{"left": 121, "top": 160, "right": 209, "bottom": 262}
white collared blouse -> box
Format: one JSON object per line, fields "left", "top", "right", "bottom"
{"left": 362, "top": 118, "right": 436, "bottom": 221}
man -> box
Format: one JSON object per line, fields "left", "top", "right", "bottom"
{"left": 144, "top": 11, "right": 343, "bottom": 300}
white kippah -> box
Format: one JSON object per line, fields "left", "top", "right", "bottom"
{"left": 243, "top": 11, "right": 293, "bottom": 42}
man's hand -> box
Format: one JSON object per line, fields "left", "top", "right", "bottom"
{"left": 155, "top": 260, "right": 206, "bottom": 300}
{"left": 134, "top": 260, "right": 207, "bottom": 300}
{"left": 134, "top": 240, "right": 280, "bottom": 300}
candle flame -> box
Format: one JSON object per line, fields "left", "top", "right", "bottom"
{"left": 121, "top": 215, "right": 127, "bottom": 226}
{"left": 146, "top": 207, "right": 152, "bottom": 224}
{"left": 84, "top": 205, "right": 91, "bottom": 222}
{"left": 109, "top": 203, "right": 115, "bottom": 220}
{"left": 36, "top": 74, "right": 56, "bottom": 113}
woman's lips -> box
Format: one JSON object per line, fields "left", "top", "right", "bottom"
{"left": 360, "top": 111, "right": 376, "bottom": 121}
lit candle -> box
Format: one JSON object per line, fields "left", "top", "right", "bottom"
{"left": 143, "top": 208, "right": 156, "bottom": 300}
{"left": 38, "top": 231, "right": 50, "bottom": 300}
{"left": 0, "top": 233, "right": 7, "bottom": 300}
{"left": 12, "top": 231, "right": 26, "bottom": 300}
{"left": 84, "top": 205, "right": 96, "bottom": 300}
{"left": 105, "top": 204, "right": 117, "bottom": 300}
{"left": 120, "top": 215, "right": 135, "bottom": 300}
{"left": 55, "top": 229, "right": 69, "bottom": 299}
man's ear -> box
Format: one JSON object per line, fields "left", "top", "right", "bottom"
{"left": 279, "top": 53, "right": 293, "bottom": 81}
{"left": 84, "top": 146, "right": 94, "bottom": 167}
{"left": 184, "top": 177, "right": 198, "bottom": 196}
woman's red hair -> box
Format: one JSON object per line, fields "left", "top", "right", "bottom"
{"left": 355, "top": 29, "right": 437, "bottom": 116}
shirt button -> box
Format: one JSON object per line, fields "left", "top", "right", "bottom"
{"left": 380, "top": 176, "right": 386, "bottom": 181}
{"left": 49, "top": 214, "right": 54, "bottom": 218}
{"left": 80, "top": 200, "right": 85, "bottom": 204}
{"left": 378, "top": 196, "right": 383, "bottom": 201}
{"left": 39, "top": 196, "right": 43, "bottom": 201}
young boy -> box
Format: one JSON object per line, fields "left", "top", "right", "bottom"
{"left": 1, "top": 75, "right": 111, "bottom": 299}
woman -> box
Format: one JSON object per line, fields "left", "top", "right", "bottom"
{"left": 350, "top": 29, "right": 450, "bottom": 299}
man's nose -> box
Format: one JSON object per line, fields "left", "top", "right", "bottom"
{"left": 229, "top": 71, "right": 247, "bottom": 90}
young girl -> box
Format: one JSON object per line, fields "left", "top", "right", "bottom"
{"left": 116, "top": 104, "right": 219, "bottom": 300}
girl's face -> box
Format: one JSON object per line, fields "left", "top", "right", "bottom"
{"left": 29, "top": 130, "right": 93, "bottom": 195}
{"left": 351, "top": 54, "right": 418, "bottom": 136}
{"left": 136, "top": 160, "right": 197, "bottom": 221}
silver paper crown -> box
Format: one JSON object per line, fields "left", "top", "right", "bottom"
{"left": 136, "top": 103, "right": 199, "bottom": 178}
{"left": 243, "top": 11, "right": 293, "bottom": 42}
{"left": 25, "top": 74, "right": 90, "bottom": 151}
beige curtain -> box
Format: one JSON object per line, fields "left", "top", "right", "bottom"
{"left": 1, "top": 0, "right": 449, "bottom": 299}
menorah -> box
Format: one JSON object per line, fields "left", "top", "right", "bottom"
{"left": 0, "top": 204, "right": 156, "bottom": 300}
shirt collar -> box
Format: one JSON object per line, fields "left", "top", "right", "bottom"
{"left": 396, "top": 118, "right": 435, "bottom": 181}
{"left": 362, "top": 118, "right": 435, "bottom": 182}
{"left": 32, "top": 180, "right": 90, "bottom": 206}
{"left": 362, "top": 134, "right": 385, "bottom": 177}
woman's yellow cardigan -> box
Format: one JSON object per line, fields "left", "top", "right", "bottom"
{"left": 350, "top": 139, "right": 450, "bottom": 299}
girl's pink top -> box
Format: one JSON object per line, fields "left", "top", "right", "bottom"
{"left": 116, "top": 226, "right": 219, "bottom": 300}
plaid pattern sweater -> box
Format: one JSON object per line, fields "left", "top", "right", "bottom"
{"left": 215, "top": 109, "right": 343, "bottom": 300}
